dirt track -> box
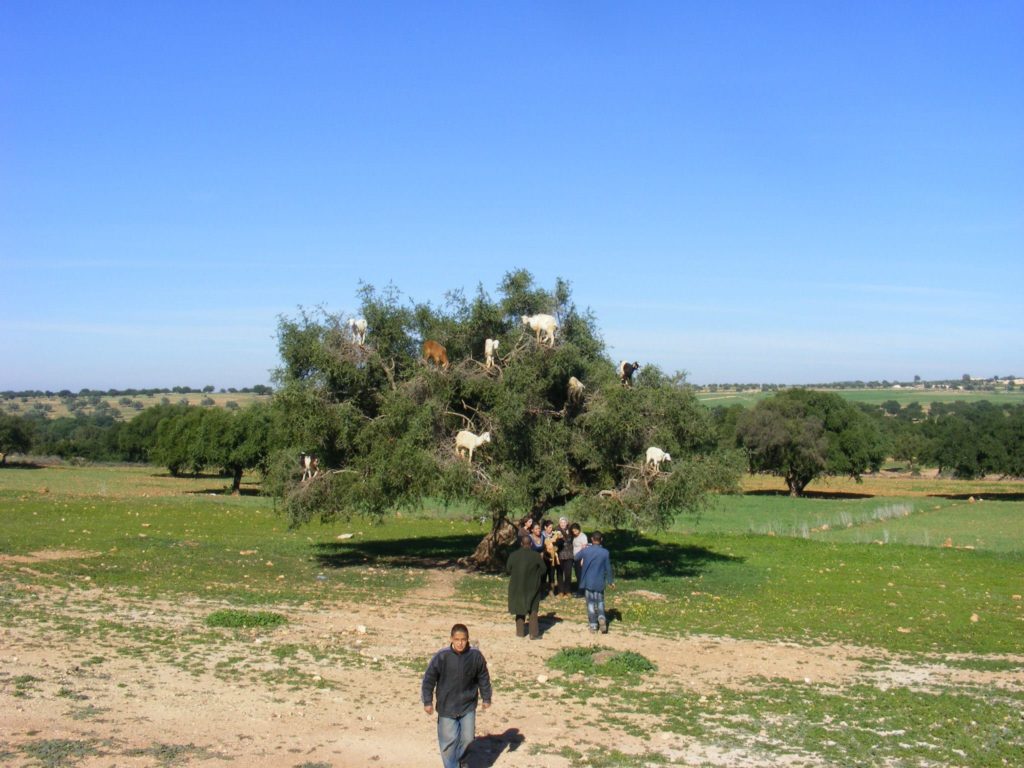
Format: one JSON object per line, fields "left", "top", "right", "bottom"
{"left": 2, "top": 568, "right": 1021, "bottom": 767}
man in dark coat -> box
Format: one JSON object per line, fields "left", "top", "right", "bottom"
{"left": 506, "top": 534, "right": 546, "bottom": 639}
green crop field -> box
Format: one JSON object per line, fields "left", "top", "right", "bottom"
{"left": 2, "top": 463, "right": 1022, "bottom": 767}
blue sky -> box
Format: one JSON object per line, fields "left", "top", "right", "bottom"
{"left": 2, "top": 1, "right": 1021, "bottom": 389}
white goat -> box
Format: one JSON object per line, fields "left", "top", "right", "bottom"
{"left": 348, "top": 317, "right": 368, "bottom": 345}
{"left": 521, "top": 313, "right": 558, "bottom": 346}
{"left": 300, "top": 453, "right": 320, "bottom": 481}
{"left": 567, "top": 376, "right": 586, "bottom": 403}
{"left": 484, "top": 338, "right": 500, "bottom": 369}
{"left": 455, "top": 430, "right": 491, "bottom": 462}
{"left": 645, "top": 446, "right": 671, "bottom": 471}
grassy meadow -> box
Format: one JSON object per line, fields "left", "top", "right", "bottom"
{"left": 2, "top": 462, "right": 1022, "bottom": 766}
{"left": 696, "top": 386, "right": 1024, "bottom": 410}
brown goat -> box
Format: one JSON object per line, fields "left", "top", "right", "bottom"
{"left": 422, "top": 339, "right": 449, "bottom": 369}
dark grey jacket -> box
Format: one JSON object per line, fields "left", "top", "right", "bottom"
{"left": 421, "top": 645, "right": 492, "bottom": 718}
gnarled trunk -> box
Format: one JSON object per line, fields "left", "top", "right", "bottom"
{"left": 460, "top": 515, "right": 519, "bottom": 572}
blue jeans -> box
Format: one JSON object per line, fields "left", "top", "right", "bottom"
{"left": 585, "top": 589, "right": 606, "bottom": 630}
{"left": 437, "top": 709, "right": 475, "bottom": 768}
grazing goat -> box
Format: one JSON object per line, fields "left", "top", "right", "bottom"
{"left": 484, "top": 338, "right": 500, "bottom": 369}
{"left": 567, "top": 376, "right": 586, "bottom": 403}
{"left": 422, "top": 339, "right": 449, "bottom": 369}
{"left": 521, "top": 313, "right": 558, "bottom": 346}
{"left": 618, "top": 360, "right": 640, "bottom": 386}
{"left": 348, "top": 317, "right": 367, "bottom": 345}
{"left": 645, "top": 446, "right": 671, "bottom": 471}
{"left": 455, "top": 430, "right": 491, "bottom": 462}
{"left": 300, "top": 453, "right": 320, "bottom": 481}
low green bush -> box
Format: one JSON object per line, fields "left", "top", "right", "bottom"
{"left": 204, "top": 609, "right": 287, "bottom": 629}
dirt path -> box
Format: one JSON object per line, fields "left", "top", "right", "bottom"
{"left": 2, "top": 572, "right": 1020, "bottom": 768}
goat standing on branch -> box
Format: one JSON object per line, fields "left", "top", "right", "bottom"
{"left": 348, "top": 317, "right": 367, "bottom": 345}
{"left": 300, "top": 453, "right": 320, "bottom": 481}
{"left": 484, "top": 338, "right": 500, "bottom": 369}
{"left": 618, "top": 360, "right": 640, "bottom": 386}
{"left": 521, "top": 314, "right": 558, "bottom": 347}
{"left": 645, "top": 446, "right": 671, "bottom": 472}
{"left": 567, "top": 376, "right": 586, "bottom": 404}
{"left": 422, "top": 339, "right": 449, "bottom": 370}
{"left": 455, "top": 430, "right": 492, "bottom": 462}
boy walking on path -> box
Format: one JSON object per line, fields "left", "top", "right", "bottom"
{"left": 421, "top": 624, "right": 492, "bottom": 768}
{"left": 578, "top": 531, "right": 614, "bottom": 633}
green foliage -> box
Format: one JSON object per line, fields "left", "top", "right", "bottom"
{"left": 921, "top": 401, "right": 1024, "bottom": 478}
{"left": 204, "top": 609, "right": 288, "bottom": 629}
{"left": 150, "top": 404, "right": 272, "bottom": 490}
{"left": 270, "top": 270, "right": 741, "bottom": 559}
{"left": 0, "top": 412, "right": 33, "bottom": 460}
{"left": 737, "top": 389, "right": 886, "bottom": 495}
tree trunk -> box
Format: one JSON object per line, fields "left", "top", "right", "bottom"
{"left": 786, "top": 473, "right": 807, "bottom": 497}
{"left": 459, "top": 515, "right": 520, "bottom": 572}
{"left": 231, "top": 467, "right": 243, "bottom": 495}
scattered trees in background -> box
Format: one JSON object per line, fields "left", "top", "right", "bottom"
{"left": 735, "top": 389, "right": 886, "bottom": 496}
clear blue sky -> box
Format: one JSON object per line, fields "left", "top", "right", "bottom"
{"left": 2, "top": 1, "right": 1021, "bottom": 390}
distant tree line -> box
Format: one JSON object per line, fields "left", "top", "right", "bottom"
{"left": 2, "top": 388, "right": 1021, "bottom": 496}
{"left": 712, "top": 395, "right": 1024, "bottom": 492}
{"left": 697, "top": 375, "right": 1018, "bottom": 393}
{"left": 0, "top": 403, "right": 272, "bottom": 492}
{"left": 2, "top": 385, "right": 273, "bottom": 399}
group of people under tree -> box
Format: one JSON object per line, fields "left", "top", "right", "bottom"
{"left": 507, "top": 516, "right": 614, "bottom": 640}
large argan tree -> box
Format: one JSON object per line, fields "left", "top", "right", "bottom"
{"left": 736, "top": 388, "right": 885, "bottom": 496}
{"left": 267, "top": 270, "right": 742, "bottom": 569}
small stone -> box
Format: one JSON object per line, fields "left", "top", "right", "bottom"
{"left": 536, "top": 674, "right": 548, "bottom": 683}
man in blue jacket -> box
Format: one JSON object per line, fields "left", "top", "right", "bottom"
{"left": 421, "top": 623, "right": 492, "bottom": 768}
{"left": 578, "top": 531, "right": 615, "bottom": 634}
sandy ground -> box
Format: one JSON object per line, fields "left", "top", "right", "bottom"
{"left": 2, "top": 565, "right": 1021, "bottom": 768}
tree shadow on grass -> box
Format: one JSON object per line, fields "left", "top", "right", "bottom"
{"left": 605, "top": 529, "right": 744, "bottom": 580}
{"left": 314, "top": 530, "right": 742, "bottom": 582}
{"left": 745, "top": 489, "right": 875, "bottom": 499}
{"left": 0, "top": 460, "right": 44, "bottom": 470}
{"left": 313, "top": 533, "right": 485, "bottom": 570}
{"left": 188, "top": 487, "right": 262, "bottom": 497}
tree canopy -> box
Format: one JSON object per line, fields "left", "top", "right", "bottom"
{"left": 266, "top": 270, "right": 742, "bottom": 568}
{"left": 0, "top": 413, "right": 32, "bottom": 464}
{"left": 736, "top": 388, "right": 885, "bottom": 496}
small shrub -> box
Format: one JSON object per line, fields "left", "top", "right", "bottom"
{"left": 547, "top": 646, "right": 656, "bottom": 678}
{"left": 205, "top": 609, "right": 287, "bottom": 629}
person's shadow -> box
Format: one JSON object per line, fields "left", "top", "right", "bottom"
{"left": 466, "top": 728, "right": 525, "bottom": 767}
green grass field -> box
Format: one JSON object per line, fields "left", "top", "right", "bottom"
{"left": 696, "top": 386, "right": 1024, "bottom": 410}
{"left": 2, "top": 463, "right": 1022, "bottom": 766}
